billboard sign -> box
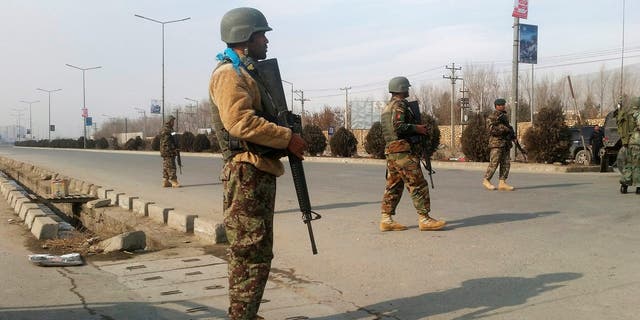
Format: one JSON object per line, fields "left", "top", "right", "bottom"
{"left": 150, "top": 99, "right": 161, "bottom": 114}
{"left": 512, "top": 0, "right": 529, "bottom": 19}
{"left": 519, "top": 24, "right": 538, "bottom": 64}
{"left": 85, "top": 117, "right": 93, "bottom": 126}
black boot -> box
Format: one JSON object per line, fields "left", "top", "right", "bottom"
{"left": 620, "top": 184, "right": 628, "bottom": 194}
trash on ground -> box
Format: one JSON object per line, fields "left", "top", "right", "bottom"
{"left": 28, "top": 253, "right": 84, "bottom": 266}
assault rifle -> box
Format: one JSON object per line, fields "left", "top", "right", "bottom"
{"left": 498, "top": 113, "right": 528, "bottom": 162}
{"left": 407, "top": 101, "right": 435, "bottom": 189}
{"left": 171, "top": 132, "right": 183, "bottom": 174}
{"left": 256, "top": 58, "right": 321, "bottom": 255}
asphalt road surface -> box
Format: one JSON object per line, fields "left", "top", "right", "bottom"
{"left": 1, "top": 145, "right": 639, "bottom": 319}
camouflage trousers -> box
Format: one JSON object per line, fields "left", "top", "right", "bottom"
{"left": 221, "top": 161, "right": 276, "bottom": 320}
{"left": 484, "top": 147, "right": 511, "bottom": 180}
{"left": 381, "top": 153, "right": 430, "bottom": 216}
{"left": 620, "top": 144, "right": 640, "bottom": 186}
{"left": 162, "top": 156, "right": 177, "bottom": 180}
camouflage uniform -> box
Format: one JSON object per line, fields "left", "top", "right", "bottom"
{"left": 209, "top": 25, "right": 292, "bottom": 320}
{"left": 159, "top": 120, "right": 177, "bottom": 181}
{"left": 620, "top": 104, "right": 640, "bottom": 187}
{"left": 380, "top": 97, "right": 430, "bottom": 217}
{"left": 484, "top": 109, "right": 512, "bottom": 181}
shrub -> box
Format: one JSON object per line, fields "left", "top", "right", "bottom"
{"left": 125, "top": 136, "right": 145, "bottom": 150}
{"left": 180, "top": 131, "right": 195, "bottom": 152}
{"left": 109, "top": 136, "right": 120, "bottom": 150}
{"left": 151, "top": 135, "right": 160, "bottom": 151}
{"left": 208, "top": 132, "right": 221, "bottom": 152}
{"left": 522, "top": 106, "right": 572, "bottom": 163}
{"left": 364, "top": 122, "right": 385, "bottom": 159}
{"left": 96, "top": 137, "right": 109, "bottom": 149}
{"left": 329, "top": 127, "right": 358, "bottom": 157}
{"left": 461, "top": 111, "right": 491, "bottom": 161}
{"left": 302, "top": 124, "right": 327, "bottom": 156}
{"left": 420, "top": 112, "right": 441, "bottom": 159}
{"left": 193, "top": 133, "right": 211, "bottom": 152}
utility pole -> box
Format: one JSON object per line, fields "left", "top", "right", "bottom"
{"left": 135, "top": 107, "right": 147, "bottom": 137}
{"left": 294, "top": 90, "right": 310, "bottom": 126}
{"left": 459, "top": 81, "right": 470, "bottom": 127}
{"left": 511, "top": 16, "right": 520, "bottom": 160}
{"left": 443, "top": 63, "right": 462, "bottom": 150}
{"left": 340, "top": 86, "right": 351, "bottom": 129}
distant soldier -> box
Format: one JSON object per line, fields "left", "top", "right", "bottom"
{"left": 160, "top": 115, "right": 180, "bottom": 188}
{"left": 619, "top": 97, "right": 640, "bottom": 193}
{"left": 379, "top": 76, "right": 446, "bottom": 232}
{"left": 590, "top": 125, "right": 604, "bottom": 165}
{"left": 483, "top": 98, "right": 515, "bottom": 191}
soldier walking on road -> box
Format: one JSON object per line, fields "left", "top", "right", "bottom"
{"left": 483, "top": 98, "right": 515, "bottom": 191}
{"left": 209, "top": 7, "right": 307, "bottom": 320}
{"left": 620, "top": 97, "right": 640, "bottom": 194}
{"left": 160, "top": 115, "right": 180, "bottom": 188}
{"left": 379, "top": 76, "right": 446, "bottom": 232}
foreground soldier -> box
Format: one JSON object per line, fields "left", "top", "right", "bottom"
{"left": 620, "top": 98, "right": 640, "bottom": 194}
{"left": 379, "top": 76, "right": 446, "bottom": 232}
{"left": 483, "top": 98, "right": 515, "bottom": 191}
{"left": 209, "top": 7, "right": 307, "bottom": 320}
{"left": 159, "top": 115, "right": 180, "bottom": 188}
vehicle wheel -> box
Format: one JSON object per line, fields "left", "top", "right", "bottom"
{"left": 575, "top": 149, "right": 591, "bottom": 166}
{"left": 620, "top": 184, "right": 628, "bottom": 194}
{"left": 600, "top": 154, "right": 608, "bottom": 172}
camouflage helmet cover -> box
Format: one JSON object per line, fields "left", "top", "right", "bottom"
{"left": 220, "top": 7, "right": 272, "bottom": 44}
{"left": 388, "top": 76, "right": 411, "bottom": 93}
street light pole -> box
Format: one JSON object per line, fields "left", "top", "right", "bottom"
{"left": 20, "top": 100, "right": 39, "bottom": 139}
{"left": 135, "top": 14, "right": 190, "bottom": 127}
{"left": 66, "top": 64, "right": 101, "bottom": 148}
{"left": 36, "top": 88, "right": 62, "bottom": 141}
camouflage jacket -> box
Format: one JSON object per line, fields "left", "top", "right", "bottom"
{"left": 487, "top": 109, "right": 513, "bottom": 149}
{"left": 381, "top": 97, "right": 420, "bottom": 154}
{"left": 159, "top": 123, "right": 177, "bottom": 158}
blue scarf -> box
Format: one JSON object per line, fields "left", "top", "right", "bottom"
{"left": 216, "top": 48, "right": 244, "bottom": 74}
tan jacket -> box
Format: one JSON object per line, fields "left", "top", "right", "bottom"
{"left": 209, "top": 61, "right": 292, "bottom": 176}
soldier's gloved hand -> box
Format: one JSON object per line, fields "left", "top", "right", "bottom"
{"left": 287, "top": 133, "right": 307, "bottom": 160}
{"left": 415, "top": 125, "right": 428, "bottom": 135}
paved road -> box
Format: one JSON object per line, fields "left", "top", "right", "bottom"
{"left": 1, "top": 146, "right": 639, "bottom": 319}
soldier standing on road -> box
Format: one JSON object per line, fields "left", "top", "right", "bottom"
{"left": 160, "top": 115, "right": 180, "bottom": 188}
{"left": 482, "top": 98, "right": 515, "bottom": 191}
{"left": 379, "top": 76, "right": 446, "bottom": 232}
{"left": 590, "top": 125, "right": 604, "bottom": 165}
{"left": 620, "top": 98, "right": 640, "bottom": 194}
{"left": 209, "top": 7, "right": 307, "bottom": 320}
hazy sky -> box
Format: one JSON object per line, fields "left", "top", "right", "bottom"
{"left": 1, "top": 0, "right": 639, "bottom": 139}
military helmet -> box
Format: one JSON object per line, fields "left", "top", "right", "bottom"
{"left": 494, "top": 98, "right": 506, "bottom": 106}
{"left": 166, "top": 115, "right": 176, "bottom": 123}
{"left": 220, "top": 7, "right": 272, "bottom": 44}
{"left": 388, "top": 76, "right": 411, "bottom": 93}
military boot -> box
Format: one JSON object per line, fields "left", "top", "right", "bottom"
{"left": 482, "top": 179, "right": 496, "bottom": 190}
{"left": 498, "top": 179, "right": 515, "bottom": 191}
{"left": 170, "top": 179, "right": 181, "bottom": 188}
{"left": 418, "top": 215, "right": 446, "bottom": 231}
{"left": 162, "top": 179, "right": 171, "bottom": 188}
{"left": 379, "top": 214, "right": 407, "bottom": 232}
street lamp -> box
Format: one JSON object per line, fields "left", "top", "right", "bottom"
{"left": 36, "top": 88, "right": 62, "bottom": 141}
{"left": 11, "top": 108, "right": 26, "bottom": 142}
{"left": 20, "top": 100, "right": 39, "bottom": 139}
{"left": 281, "top": 80, "right": 294, "bottom": 112}
{"left": 135, "top": 14, "right": 190, "bottom": 126}
{"left": 66, "top": 63, "right": 102, "bottom": 148}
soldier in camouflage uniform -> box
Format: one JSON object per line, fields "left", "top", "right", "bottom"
{"left": 619, "top": 97, "right": 640, "bottom": 194}
{"left": 483, "top": 98, "right": 515, "bottom": 191}
{"left": 379, "top": 76, "right": 446, "bottom": 232}
{"left": 209, "top": 7, "right": 307, "bottom": 320}
{"left": 159, "top": 115, "right": 180, "bottom": 188}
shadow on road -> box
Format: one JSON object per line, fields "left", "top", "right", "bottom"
{"left": 0, "top": 300, "right": 225, "bottom": 320}
{"left": 179, "top": 182, "right": 221, "bottom": 188}
{"left": 445, "top": 211, "right": 559, "bottom": 230}
{"left": 276, "top": 201, "right": 379, "bottom": 214}
{"left": 311, "top": 272, "right": 582, "bottom": 320}
{"left": 517, "top": 183, "right": 592, "bottom": 190}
